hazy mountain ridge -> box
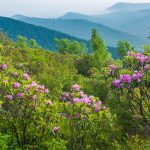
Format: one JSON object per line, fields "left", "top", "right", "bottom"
{"left": 11, "top": 14, "right": 144, "bottom": 48}
{"left": 0, "top": 16, "right": 89, "bottom": 50}
{"left": 59, "top": 2, "right": 150, "bottom": 45}
{"left": 108, "top": 2, "right": 150, "bottom": 12}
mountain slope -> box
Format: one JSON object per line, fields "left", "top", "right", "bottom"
{"left": 11, "top": 15, "right": 144, "bottom": 48}
{"left": 108, "top": 2, "right": 150, "bottom": 12}
{"left": 97, "top": 8, "right": 150, "bottom": 39}
{"left": 0, "top": 16, "right": 89, "bottom": 50}
{"left": 59, "top": 3, "right": 150, "bottom": 42}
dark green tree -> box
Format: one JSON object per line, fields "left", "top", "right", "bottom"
{"left": 55, "top": 38, "right": 87, "bottom": 55}
{"left": 16, "top": 36, "right": 42, "bottom": 49}
{"left": 117, "top": 40, "right": 134, "bottom": 58}
{"left": 91, "top": 29, "right": 110, "bottom": 69}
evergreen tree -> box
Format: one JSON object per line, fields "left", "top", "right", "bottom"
{"left": 117, "top": 40, "right": 134, "bottom": 58}
{"left": 91, "top": 29, "right": 110, "bottom": 69}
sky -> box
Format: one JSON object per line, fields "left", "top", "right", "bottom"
{"left": 0, "top": 0, "right": 150, "bottom": 18}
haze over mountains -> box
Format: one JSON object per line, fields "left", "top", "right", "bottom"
{"left": 11, "top": 2, "right": 150, "bottom": 49}
{"left": 59, "top": 2, "right": 150, "bottom": 42}
{"left": 12, "top": 15, "right": 143, "bottom": 48}
{"left": 0, "top": 2, "right": 149, "bottom": 54}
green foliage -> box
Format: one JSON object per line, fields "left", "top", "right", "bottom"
{"left": 74, "top": 54, "right": 93, "bottom": 76}
{"left": 0, "top": 37, "right": 78, "bottom": 100}
{"left": 0, "top": 33, "right": 150, "bottom": 149}
{"left": 0, "top": 134, "right": 10, "bottom": 150}
{"left": 91, "top": 29, "right": 111, "bottom": 70}
{"left": 0, "top": 17, "right": 88, "bottom": 50}
{"left": 117, "top": 40, "right": 134, "bottom": 58}
{"left": 42, "top": 139, "right": 67, "bottom": 150}
{"left": 16, "top": 35, "right": 42, "bottom": 49}
{"left": 142, "top": 45, "right": 150, "bottom": 54}
{"left": 108, "top": 51, "right": 150, "bottom": 136}
{"left": 55, "top": 38, "right": 87, "bottom": 55}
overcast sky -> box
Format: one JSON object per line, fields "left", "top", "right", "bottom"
{"left": 0, "top": 0, "right": 150, "bottom": 18}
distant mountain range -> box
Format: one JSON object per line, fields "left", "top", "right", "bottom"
{"left": 59, "top": 3, "right": 150, "bottom": 44}
{"left": 11, "top": 14, "right": 144, "bottom": 48}
{"left": 0, "top": 16, "right": 89, "bottom": 50}
{"left": 1, "top": 2, "right": 149, "bottom": 57}
{"left": 108, "top": 2, "right": 150, "bottom": 12}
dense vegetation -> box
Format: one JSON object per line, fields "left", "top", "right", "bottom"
{"left": 0, "top": 16, "right": 118, "bottom": 58}
{"left": 0, "top": 16, "right": 89, "bottom": 50}
{"left": 0, "top": 31, "right": 150, "bottom": 149}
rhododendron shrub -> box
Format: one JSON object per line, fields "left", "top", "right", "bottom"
{"left": 0, "top": 60, "right": 59, "bottom": 149}
{"left": 59, "top": 84, "right": 117, "bottom": 149}
{"left": 108, "top": 51, "right": 150, "bottom": 134}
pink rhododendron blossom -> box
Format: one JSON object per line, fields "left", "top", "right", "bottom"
{"left": 81, "top": 97, "right": 90, "bottom": 104}
{"left": 30, "top": 81, "right": 37, "bottom": 87}
{"left": 80, "top": 91, "right": 87, "bottom": 98}
{"left": 120, "top": 74, "right": 131, "bottom": 83}
{"left": 6, "top": 95, "right": 13, "bottom": 100}
{"left": 12, "top": 72, "right": 18, "bottom": 77}
{"left": 128, "top": 51, "right": 136, "bottom": 57}
{"left": 95, "top": 100, "right": 102, "bottom": 106}
{"left": 73, "top": 98, "right": 80, "bottom": 103}
{"left": 53, "top": 126, "right": 60, "bottom": 133}
{"left": 0, "top": 64, "right": 8, "bottom": 69}
{"left": 17, "top": 93, "right": 23, "bottom": 98}
{"left": 72, "top": 84, "right": 80, "bottom": 91}
{"left": 135, "top": 53, "right": 146, "bottom": 65}
{"left": 144, "top": 65, "right": 150, "bottom": 71}
{"left": 76, "top": 113, "right": 81, "bottom": 118}
{"left": 13, "top": 82, "right": 21, "bottom": 89}
{"left": 95, "top": 106, "right": 100, "bottom": 112}
{"left": 112, "top": 79, "right": 122, "bottom": 87}
{"left": 128, "top": 51, "right": 150, "bottom": 65}
{"left": 44, "top": 89, "right": 49, "bottom": 94}
{"left": 109, "top": 64, "right": 120, "bottom": 71}
{"left": 23, "top": 73, "right": 30, "bottom": 80}
{"left": 102, "top": 106, "right": 107, "bottom": 110}
{"left": 60, "top": 92, "right": 68, "bottom": 100}
{"left": 132, "top": 71, "right": 143, "bottom": 81}
{"left": 67, "top": 116, "right": 73, "bottom": 120}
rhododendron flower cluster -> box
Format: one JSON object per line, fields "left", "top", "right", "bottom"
{"left": 60, "top": 92, "right": 68, "bottom": 100}
{"left": 0, "top": 64, "right": 8, "bottom": 70}
{"left": 23, "top": 73, "right": 30, "bottom": 80}
{"left": 6, "top": 95, "right": 13, "bottom": 100}
{"left": 109, "top": 64, "right": 120, "bottom": 76}
{"left": 131, "top": 71, "right": 143, "bottom": 81}
{"left": 25, "top": 81, "right": 49, "bottom": 94}
{"left": 109, "top": 51, "right": 150, "bottom": 129}
{"left": 13, "top": 82, "right": 21, "bottom": 89}
{"left": 60, "top": 84, "right": 106, "bottom": 113}
{"left": 112, "top": 79, "right": 122, "bottom": 88}
{"left": 112, "top": 72, "right": 144, "bottom": 88}
{"left": 53, "top": 126, "right": 60, "bottom": 133}
{"left": 17, "top": 93, "right": 23, "bottom": 99}
{"left": 120, "top": 74, "right": 132, "bottom": 83}
{"left": 12, "top": 72, "right": 19, "bottom": 77}
{"left": 128, "top": 51, "right": 150, "bottom": 65}
{"left": 72, "top": 84, "right": 80, "bottom": 91}
{"left": 0, "top": 64, "right": 50, "bottom": 102}
{"left": 111, "top": 52, "right": 150, "bottom": 88}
